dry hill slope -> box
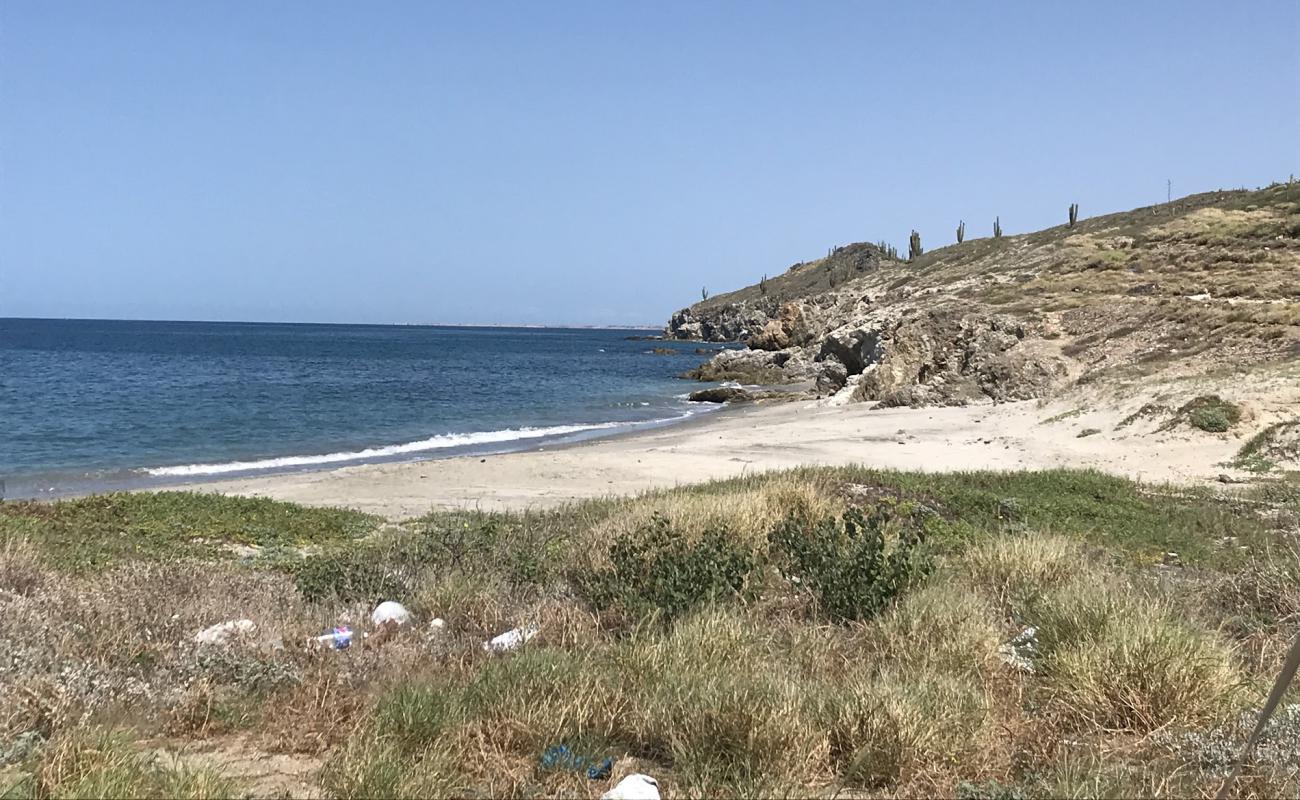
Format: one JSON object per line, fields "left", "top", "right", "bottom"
{"left": 667, "top": 182, "right": 1300, "bottom": 409}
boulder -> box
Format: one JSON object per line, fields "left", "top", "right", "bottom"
{"left": 684, "top": 348, "right": 794, "bottom": 384}
{"left": 688, "top": 387, "right": 750, "bottom": 403}
{"left": 815, "top": 358, "right": 849, "bottom": 395}
{"left": 818, "top": 326, "right": 885, "bottom": 374}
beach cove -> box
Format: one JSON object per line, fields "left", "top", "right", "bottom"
{"left": 186, "top": 388, "right": 1267, "bottom": 518}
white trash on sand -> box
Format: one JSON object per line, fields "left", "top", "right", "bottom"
{"left": 193, "top": 619, "right": 257, "bottom": 646}
{"left": 601, "top": 773, "right": 661, "bottom": 800}
{"left": 482, "top": 623, "right": 539, "bottom": 654}
{"left": 370, "top": 601, "right": 412, "bottom": 627}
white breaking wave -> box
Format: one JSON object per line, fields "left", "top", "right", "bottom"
{"left": 146, "top": 414, "right": 694, "bottom": 477}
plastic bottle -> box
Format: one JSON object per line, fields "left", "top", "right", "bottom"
{"left": 313, "top": 625, "right": 353, "bottom": 650}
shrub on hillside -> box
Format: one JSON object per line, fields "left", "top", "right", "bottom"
{"left": 768, "top": 506, "right": 930, "bottom": 622}
{"left": 1163, "top": 395, "right": 1242, "bottom": 433}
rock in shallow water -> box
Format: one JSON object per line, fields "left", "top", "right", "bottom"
{"left": 688, "top": 387, "right": 750, "bottom": 403}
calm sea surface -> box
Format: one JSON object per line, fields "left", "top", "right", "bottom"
{"left": 0, "top": 319, "right": 725, "bottom": 497}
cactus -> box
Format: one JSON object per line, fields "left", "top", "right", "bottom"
{"left": 993, "top": 217, "right": 1002, "bottom": 238}
{"left": 1068, "top": 203, "right": 1079, "bottom": 227}
{"left": 701, "top": 286, "right": 709, "bottom": 301}
{"left": 908, "top": 230, "right": 922, "bottom": 261}
{"left": 759, "top": 274, "right": 768, "bottom": 295}
{"left": 956, "top": 220, "right": 965, "bottom": 243}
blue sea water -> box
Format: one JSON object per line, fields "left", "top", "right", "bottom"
{"left": 0, "top": 318, "right": 726, "bottom": 498}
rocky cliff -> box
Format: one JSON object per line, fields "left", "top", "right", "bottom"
{"left": 667, "top": 184, "right": 1300, "bottom": 406}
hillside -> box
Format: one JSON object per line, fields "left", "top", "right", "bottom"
{"left": 667, "top": 183, "right": 1300, "bottom": 408}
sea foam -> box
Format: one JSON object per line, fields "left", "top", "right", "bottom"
{"left": 145, "top": 413, "right": 696, "bottom": 477}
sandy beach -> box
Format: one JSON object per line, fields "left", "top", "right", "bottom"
{"left": 188, "top": 393, "right": 1260, "bottom": 519}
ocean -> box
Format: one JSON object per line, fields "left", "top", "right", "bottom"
{"left": 0, "top": 318, "right": 727, "bottom": 498}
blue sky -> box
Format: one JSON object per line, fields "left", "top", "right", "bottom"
{"left": 2, "top": 2, "right": 1297, "bottom": 326}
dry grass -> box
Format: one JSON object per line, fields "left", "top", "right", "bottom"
{"left": 578, "top": 475, "right": 843, "bottom": 561}
{"left": 2, "top": 467, "right": 1296, "bottom": 797}
{"left": 959, "top": 533, "right": 1086, "bottom": 613}
{"left": 0, "top": 538, "right": 45, "bottom": 598}
{"left": 16, "top": 726, "right": 240, "bottom": 799}
{"left": 1029, "top": 576, "right": 1243, "bottom": 733}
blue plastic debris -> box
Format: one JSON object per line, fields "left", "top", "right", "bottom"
{"left": 540, "top": 744, "right": 613, "bottom": 780}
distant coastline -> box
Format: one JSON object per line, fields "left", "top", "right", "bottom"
{"left": 1, "top": 315, "right": 662, "bottom": 330}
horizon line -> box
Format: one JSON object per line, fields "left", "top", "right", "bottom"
{"left": 0, "top": 315, "right": 664, "bottom": 330}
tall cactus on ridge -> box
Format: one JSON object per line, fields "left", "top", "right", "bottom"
{"left": 956, "top": 220, "right": 965, "bottom": 243}
{"left": 908, "top": 230, "right": 922, "bottom": 261}
{"left": 1068, "top": 203, "right": 1079, "bottom": 227}
{"left": 993, "top": 217, "right": 1002, "bottom": 238}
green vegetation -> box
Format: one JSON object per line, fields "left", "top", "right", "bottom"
{"left": 1231, "top": 419, "right": 1300, "bottom": 473}
{"left": 1039, "top": 406, "right": 1086, "bottom": 425}
{"left": 0, "top": 491, "right": 380, "bottom": 571}
{"left": 577, "top": 513, "right": 757, "bottom": 623}
{"left": 1171, "top": 395, "right": 1244, "bottom": 433}
{"left": 0, "top": 467, "right": 1295, "bottom": 797}
{"left": 768, "top": 505, "right": 930, "bottom": 621}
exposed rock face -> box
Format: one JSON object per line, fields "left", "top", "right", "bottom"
{"left": 815, "top": 358, "right": 849, "bottom": 395}
{"left": 683, "top": 347, "right": 815, "bottom": 384}
{"left": 818, "top": 325, "right": 886, "bottom": 374}
{"left": 680, "top": 303, "right": 1064, "bottom": 405}
{"left": 667, "top": 301, "right": 777, "bottom": 342}
{"left": 854, "top": 311, "right": 1065, "bottom": 406}
{"left": 748, "top": 302, "right": 813, "bottom": 351}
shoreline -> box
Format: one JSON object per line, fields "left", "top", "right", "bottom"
{"left": 1, "top": 403, "right": 726, "bottom": 502}
{"left": 179, "top": 394, "right": 1252, "bottom": 519}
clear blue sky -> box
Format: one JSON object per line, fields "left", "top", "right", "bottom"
{"left": 2, "top": 1, "right": 1297, "bottom": 326}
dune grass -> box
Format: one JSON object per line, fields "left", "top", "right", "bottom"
{"left": 0, "top": 467, "right": 1295, "bottom": 797}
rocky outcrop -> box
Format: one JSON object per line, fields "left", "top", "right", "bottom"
{"left": 853, "top": 311, "right": 1065, "bottom": 406}
{"left": 748, "top": 302, "right": 814, "bottom": 351}
{"left": 666, "top": 299, "right": 778, "bottom": 342}
{"left": 681, "top": 303, "right": 1064, "bottom": 403}
{"left": 683, "top": 347, "right": 816, "bottom": 385}
{"left": 818, "top": 325, "right": 886, "bottom": 374}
